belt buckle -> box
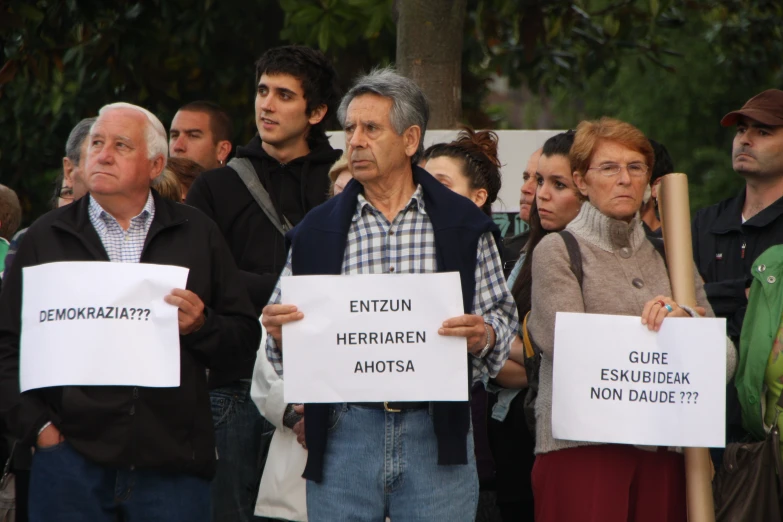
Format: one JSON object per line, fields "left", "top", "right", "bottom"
{"left": 384, "top": 401, "right": 401, "bottom": 413}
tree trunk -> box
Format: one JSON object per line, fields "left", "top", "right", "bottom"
{"left": 396, "top": 0, "right": 467, "bottom": 129}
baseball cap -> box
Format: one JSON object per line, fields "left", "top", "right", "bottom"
{"left": 721, "top": 89, "right": 783, "bottom": 127}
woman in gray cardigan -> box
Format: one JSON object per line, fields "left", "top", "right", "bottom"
{"left": 527, "top": 117, "right": 736, "bottom": 522}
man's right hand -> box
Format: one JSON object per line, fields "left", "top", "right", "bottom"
{"left": 261, "top": 304, "right": 304, "bottom": 346}
{"left": 37, "top": 424, "right": 64, "bottom": 449}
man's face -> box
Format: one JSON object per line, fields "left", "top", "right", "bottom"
{"left": 63, "top": 138, "right": 91, "bottom": 201}
{"left": 732, "top": 116, "right": 783, "bottom": 179}
{"left": 169, "top": 110, "right": 221, "bottom": 170}
{"left": 255, "top": 73, "right": 317, "bottom": 149}
{"left": 344, "top": 94, "right": 417, "bottom": 184}
{"left": 85, "top": 108, "right": 162, "bottom": 197}
{"left": 520, "top": 148, "right": 542, "bottom": 222}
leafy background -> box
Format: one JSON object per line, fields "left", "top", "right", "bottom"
{"left": 1, "top": 0, "right": 781, "bottom": 225}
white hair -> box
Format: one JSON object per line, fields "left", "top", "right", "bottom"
{"left": 97, "top": 102, "right": 168, "bottom": 160}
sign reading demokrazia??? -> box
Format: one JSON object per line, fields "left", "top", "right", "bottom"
{"left": 281, "top": 272, "right": 467, "bottom": 403}
{"left": 551, "top": 312, "right": 727, "bottom": 448}
{"left": 21, "top": 261, "right": 189, "bottom": 392}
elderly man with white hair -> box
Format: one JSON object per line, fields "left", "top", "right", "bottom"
{"left": 0, "top": 103, "right": 261, "bottom": 521}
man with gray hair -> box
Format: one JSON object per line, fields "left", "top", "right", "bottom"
{"left": 0, "top": 102, "right": 261, "bottom": 521}
{"left": 4, "top": 117, "right": 96, "bottom": 278}
{"left": 63, "top": 116, "right": 97, "bottom": 202}
{"left": 262, "top": 68, "right": 518, "bottom": 520}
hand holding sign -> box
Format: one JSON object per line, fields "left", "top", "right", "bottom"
{"left": 262, "top": 304, "right": 304, "bottom": 346}
{"left": 164, "top": 289, "right": 206, "bottom": 335}
{"left": 640, "top": 295, "right": 688, "bottom": 332}
{"left": 439, "top": 314, "right": 494, "bottom": 355}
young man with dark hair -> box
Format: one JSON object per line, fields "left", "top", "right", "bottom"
{"left": 185, "top": 45, "right": 342, "bottom": 522}
{"left": 169, "top": 101, "right": 233, "bottom": 170}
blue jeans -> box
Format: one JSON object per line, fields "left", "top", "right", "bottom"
{"left": 306, "top": 404, "right": 479, "bottom": 521}
{"left": 29, "top": 441, "right": 210, "bottom": 522}
{"left": 211, "top": 380, "right": 275, "bottom": 522}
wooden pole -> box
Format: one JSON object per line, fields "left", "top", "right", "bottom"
{"left": 658, "top": 173, "right": 715, "bottom": 522}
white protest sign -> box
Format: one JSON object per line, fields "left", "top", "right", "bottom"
{"left": 281, "top": 272, "right": 467, "bottom": 403}
{"left": 21, "top": 261, "right": 189, "bottom": 391}
{"left": 552, "top": 312, "right": 727, "bottom": 448}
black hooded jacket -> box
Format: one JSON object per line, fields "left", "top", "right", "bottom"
{"left": 186, "top": 135, "right": 341, "bottom": 387}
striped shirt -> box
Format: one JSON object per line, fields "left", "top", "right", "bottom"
{"left": 88, "top": 192, "right": 155, "bottom": 263}
{"left": 266, "top": 184, "right": 519, "bottom": 384}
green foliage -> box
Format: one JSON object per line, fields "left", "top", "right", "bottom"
{"left": 1, "top": 0, "right": 286, "bottom": 222}
{"left": 278, "top": 0, "right": 394, "bottom": 51}
{"left": 544, "top": 10, "right": 774, "bottom": 211}
{"left": 467, "top": 0, "right": 685, "bottom": 94}
{"left": 2, "top": 0, "right": 781, "bottom": 224}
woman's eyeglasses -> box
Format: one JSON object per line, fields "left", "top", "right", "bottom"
{"left": 587, "top": 163, "right": 649, "bottom": 178}
{"left": 56, "top": 186, "right": 75, "bottom": 200}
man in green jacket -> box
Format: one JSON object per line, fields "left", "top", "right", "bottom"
{"left": 736, "top": 244, "right": 783, "bottom": 447}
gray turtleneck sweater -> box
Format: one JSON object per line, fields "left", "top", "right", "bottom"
{"left": 529, "top": 202, "right": 737, "bottom": 455}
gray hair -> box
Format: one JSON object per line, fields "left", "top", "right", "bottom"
{"left": 96, "top": 102, "right": 168, "bottom": 161}
{"left": 65, "top": 117, "right": 97, "bottom": 165}
{"left": 337, "top": 66, "right": 429, "bottom": 164}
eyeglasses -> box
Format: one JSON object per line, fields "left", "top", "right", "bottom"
{"left": 56, "top": 186, "right": 74, "bottom": 200}
{"left": 587, "top": 163, "right": 649, "bottom": 178}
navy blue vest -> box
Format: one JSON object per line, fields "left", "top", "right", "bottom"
{"left": 287, "top": 166, "right": 501, "bottom": 482}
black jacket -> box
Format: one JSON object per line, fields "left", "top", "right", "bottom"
{"left": 0, "top": 192, "right": 261, "bottom": 479}
{"left": 186, "top": 135, "right": 341, "bottom": 387}
{"left": 692, "top": 188, "right": 783, "bottom": 343}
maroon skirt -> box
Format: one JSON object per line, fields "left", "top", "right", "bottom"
{"left": 532, "top": 444, "right": 687, "bottom": 522}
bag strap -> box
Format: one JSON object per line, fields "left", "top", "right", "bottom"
{"left": 558, "top": 230, "right": 583, "bottom": 286}
{"left": 648, "top": 236, "right": 669, "bottom": 269}
{"left": 227, "top": 158, "right": 293, "bottom": 236}
{"left": 521, "top": 231, "right": 581, "bottom": 362}
{"left": 1, "top": 441, "right": 15, "bottom": 482}
{"left": 522, "top": 311, "right": 535, "bottom": 359}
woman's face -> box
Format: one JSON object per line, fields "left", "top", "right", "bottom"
{"left": 333, "top": 169, "right": 353, "bottom": 196}
{"left": 535, "top": 153, "right": 582, "bottom": 231}
{"left": 425, "top": 155, "right": 486, "bottom": 208}
{"left": 57, "top": 178, "right": 75, "bottom": 208}
{"left": 574, "top": 140, "right": 650, "bottom": 222}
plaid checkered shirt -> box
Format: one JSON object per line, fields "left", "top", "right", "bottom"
{"left": 266, "top": 184, "right": 519, "bottom": 385}
{"left": 88, "top": 192, "right": 155, "bottom": 263}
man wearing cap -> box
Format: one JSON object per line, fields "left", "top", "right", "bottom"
{"left": 692, "top": 88, "right": 783, "bottom": 443}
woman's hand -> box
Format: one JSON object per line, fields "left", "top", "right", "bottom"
{"left": 641, "top": 295, "right": 690, "bottom": 332}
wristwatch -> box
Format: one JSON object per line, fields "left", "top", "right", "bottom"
{"left": 283, "top": 404, "right": 303, "bottom": 429}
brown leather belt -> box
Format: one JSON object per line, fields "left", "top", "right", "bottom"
{"left": 352, "top": 402, "right": 428, "bottom": 412}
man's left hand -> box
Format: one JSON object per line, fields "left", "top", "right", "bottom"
{"left": 439, "top": 314, "right": 491, "bottom": 355}
{"left": 292, "top": 404, "right": 306, "bottom": 449}
{"left": 165, "top": 289, "right": 206, "bottom": 335}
